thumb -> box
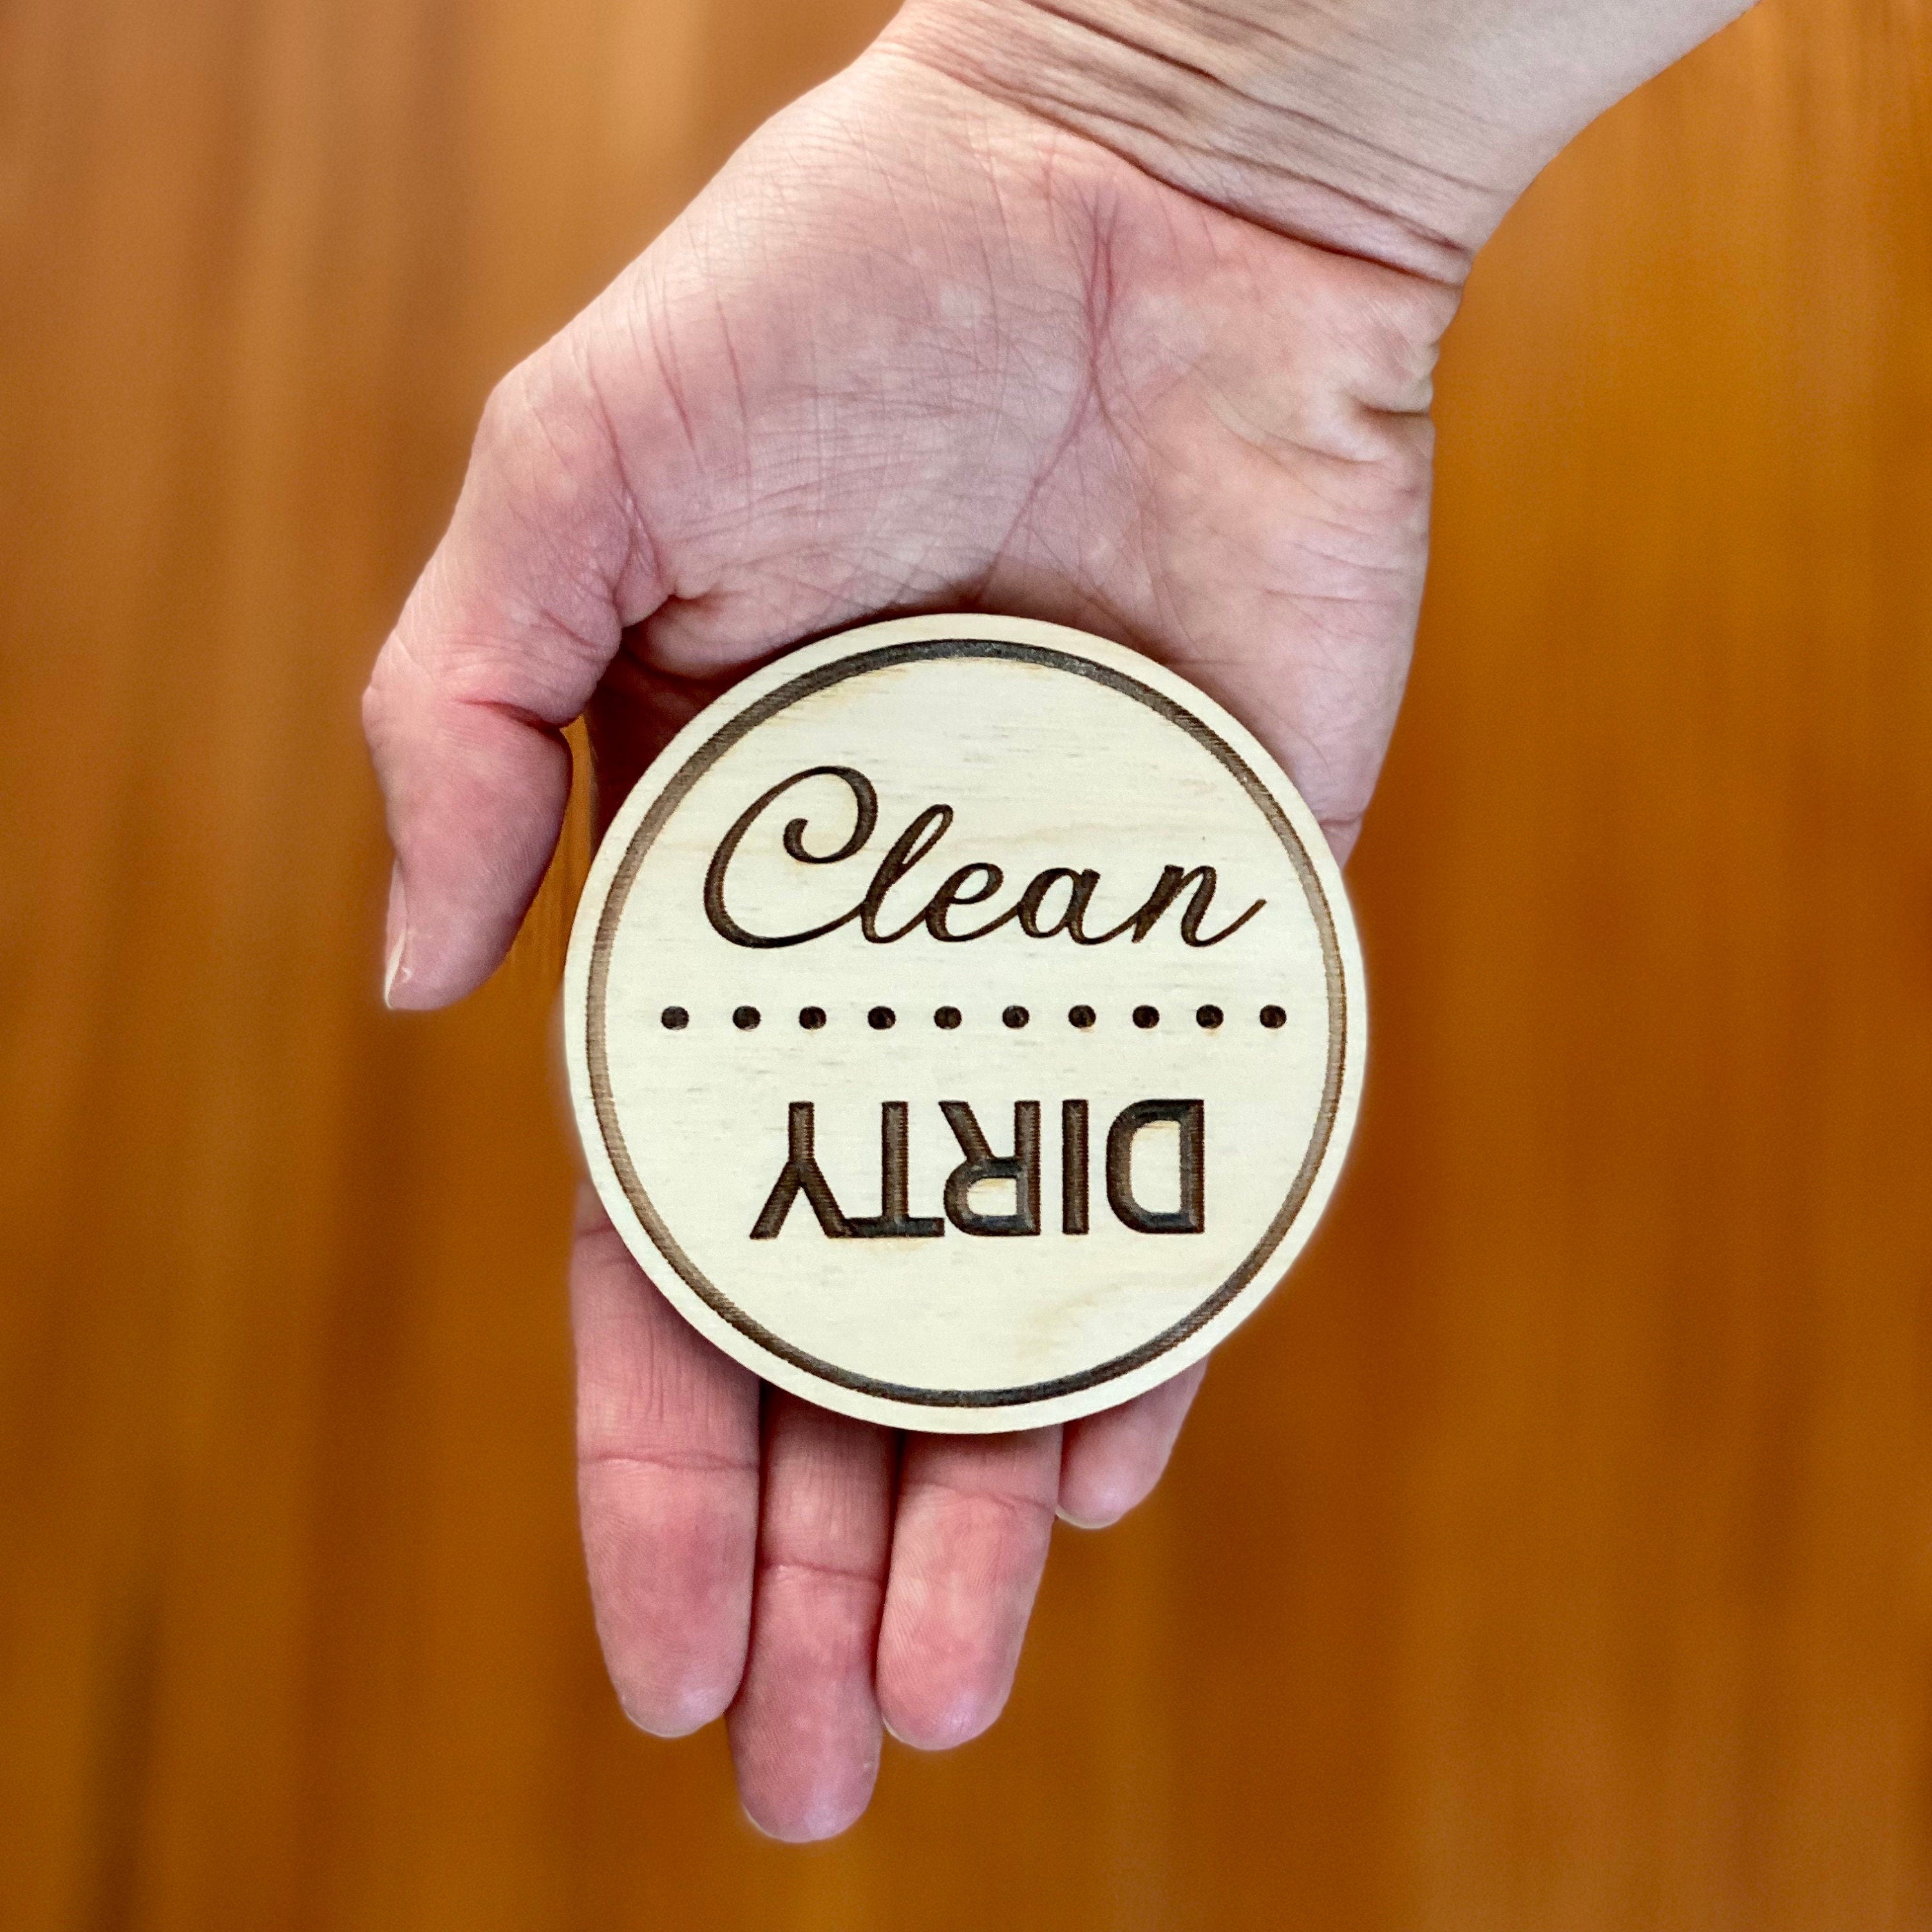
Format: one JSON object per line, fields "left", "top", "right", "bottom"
{"left": 363, "top": 341, "right": 667, "bottom": 1008}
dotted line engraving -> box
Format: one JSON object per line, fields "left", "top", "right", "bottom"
{"left": 658, "top": 1003, "right": 1292, "bottom": 1032}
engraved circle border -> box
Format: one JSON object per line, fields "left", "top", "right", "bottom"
{"left": 585, "top": 638, "right": 1350, "bottom": 1410}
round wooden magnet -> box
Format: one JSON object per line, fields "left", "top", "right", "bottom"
{"left": 564, "top": 614, "right": 1365, "bottom": 1433}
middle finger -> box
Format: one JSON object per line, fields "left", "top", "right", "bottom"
{"left": 727, "top": 1392, "right": 896, "bottom": 1840}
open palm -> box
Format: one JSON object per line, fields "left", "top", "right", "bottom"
{"left": 364, "top": 39, "right": 1454, "bottom": 1838}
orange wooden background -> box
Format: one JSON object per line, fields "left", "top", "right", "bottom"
{"left": 5, "top": 1, "right": 1931, "bottom": 1926}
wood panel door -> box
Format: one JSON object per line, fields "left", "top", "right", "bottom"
{"left": 3, "top": 1, "right": 1927, "bottom": 1926}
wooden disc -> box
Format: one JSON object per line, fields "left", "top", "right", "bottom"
{"left": 564, "top": 614, "right": 1365, "bottom": 1432}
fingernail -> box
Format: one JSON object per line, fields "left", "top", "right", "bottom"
{"left": 739, "top": 1803, "right": 784, "bottom": 1842}
{"left": 383, "top": 865, "right": 412, "bottom": 1007}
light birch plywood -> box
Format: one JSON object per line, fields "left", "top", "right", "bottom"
{"left": 564, "top": 614, "right": 1365, "bottom": 1430}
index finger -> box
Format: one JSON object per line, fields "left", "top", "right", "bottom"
{"left": 573, "top": 1186, "right": 761, "bottom": 1733}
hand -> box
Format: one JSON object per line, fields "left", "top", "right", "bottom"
{"left": 368, "top": 30, "right": 1450, "bottom": 1844}
{"left": 363, "top": 0, "right": 1738, "bottom": 1839}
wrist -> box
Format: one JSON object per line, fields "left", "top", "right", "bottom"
{"left": 887, "top": 0, "right": 1752, "bottom": 283}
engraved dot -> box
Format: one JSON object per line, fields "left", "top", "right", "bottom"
{"left": 1260, "top": 1005, "right": 1287, "bottom": 1029}
{"left": 869, "top": 1005, "right": 896, "bottom": 1030}
{"left": 934, "top": 1006, "right": 961, "bottom": 1030}
{"left": 732, "top": 1005, "right": 760, "bottom": 1030}
{"left": 1003, "top": 1005, "right": 1030, "bottom": 1029}
{"left": 1133, "top": 1005, "right": 1160, "bottom": 1030}
{"left": 799, "top": 1006, "right": 826, "bottom": 1030}
{"left": 1196, "top": 1004, "right": 1224, "bottom": 1030}
{"left": 661, "top": 1005, "right": 688, "bottom": 1030}
{"left": 1068, "top": 1004, "right": 1096, "bottom": 1030}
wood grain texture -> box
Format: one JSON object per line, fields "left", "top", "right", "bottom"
{"left": 2, "top": 1, "right": 1928, "bottom": 1927}
{"left": 566, "top": 618, "right": 1362, "bottom": 1429}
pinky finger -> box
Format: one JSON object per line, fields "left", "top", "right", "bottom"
{"left": 1056, "top": 1362, "right": 1206, "bottom": 1529}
